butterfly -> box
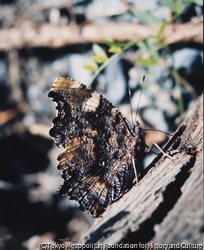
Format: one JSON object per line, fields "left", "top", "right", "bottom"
{"left": 48, "top": 77, "right": 146, "bottom": 217}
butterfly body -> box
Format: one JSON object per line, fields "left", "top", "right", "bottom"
{"left": 48, "top": 77, "right": 145, "bottom": 217}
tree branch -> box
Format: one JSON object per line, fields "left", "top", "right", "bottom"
{"left": 0, "top": 22, "right": 202, "bottom": 51}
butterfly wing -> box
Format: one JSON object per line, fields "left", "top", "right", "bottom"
{"left": 48, "top": 77, "right": 145, "bottom": 217}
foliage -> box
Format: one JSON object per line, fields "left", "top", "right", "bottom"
{"left": 83, "top": 0, "right": 202, "bottom": 115}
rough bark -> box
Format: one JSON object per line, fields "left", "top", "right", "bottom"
{"left": 79, "top": 94, "right": 203, "bottom": 245}
{"left": 0, "top": 22, "right": 202, "bottom": 51}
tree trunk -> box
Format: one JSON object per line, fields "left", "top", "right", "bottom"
{"left": 79, "top": 94, "right": 203, "bottom": 246}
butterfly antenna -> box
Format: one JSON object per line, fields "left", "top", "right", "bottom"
{"left": 144, "top": 128, "right": 173, "bottom": 137}
{"left": 134, "top": 75, "right": 145, "bottom": 125}
{"left": 128, "top": 87, "right": 134, "bottom": 127}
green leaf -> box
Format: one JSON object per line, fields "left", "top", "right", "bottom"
{"left": 132, "top": 10, "right": 164, "bottom": 24}
{"left": 83, "top": 58, "right": 98, "bottom": 72}
{"left": 102, "top": 35, "right": 114, "bottom": 43}
{"left": 91, "top": 55, "right": 108, "bottom": 63}
{"left": 92, "top": 44, "right": 107, "bottom": 57}
{"left": 105, "top": 40, "right": 125, "bottom": 47}
{"left": 139, "top": 41, "right": 149, "bottom": 55}
{"left": 176, "top": 1, "right": 183, "bottom": 15}
{"left": 136, "top": 58, "right": 159, "bottom": 66}
{"left": 139, "top": 38, "right": 159, "bottom": 61}
{"left": 83, "top": 65, "right": 98, "bottom": 72}
{"left": 146, "top": 38, "right": 160, "bottom": 60}
{"left": 180, "top": 0, "right": 203, "bottom": 5}
{"left": 159, "top": 0, "right": 183, "bottom": 14}
{"left": 108, "top": 46, "right": 123, "bottom": 53}
{"left": 123, "top": 40, "right": 136, "bottom": 50}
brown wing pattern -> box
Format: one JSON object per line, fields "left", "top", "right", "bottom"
{"left": 48, "top": 77, "right": 145, "bottom": 217}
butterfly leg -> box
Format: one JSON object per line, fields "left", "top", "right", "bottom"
{"left": 149, "top": 142, "right": 173, "bottom": 159}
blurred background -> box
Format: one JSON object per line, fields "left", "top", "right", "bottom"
{"left": 0, "top": 0, "right": 203, "bottom": 249}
